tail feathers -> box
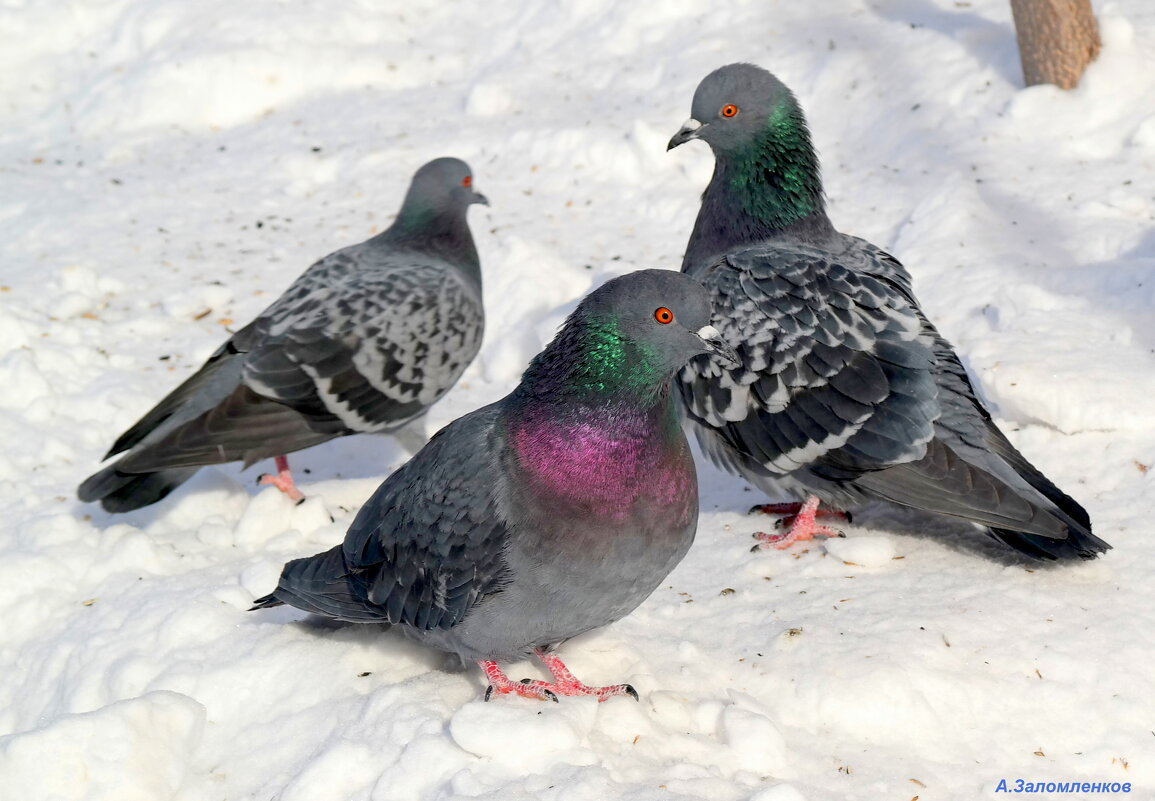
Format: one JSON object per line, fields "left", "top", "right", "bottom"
{"left": 984, "top": 425, "right": 1093, "bottom": 532}
{"left": 854, "top": 438, "right": 1071, "bottom": 540}
{"left": 854, "top": 438, "right": 1109, "bottom": 562}
{"left": 250, "top": 545, "right": 386, "bottom": 622}
{"left": 77, "top": 464, "right": 199, "bottom": 513}
{"left": 980, "top": 427, "right": 1105, "bottom": 560}
{"left": 986, "top": 524, "right": 1110, "bottom": 562}
{"left": 115, "top": 385, "right": 337, "bottom": 473}
{"left": 106, "top": 345, "right": 243, "bottom": 458}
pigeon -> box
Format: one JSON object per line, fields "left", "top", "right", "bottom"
{"left": 252, "top": 269, "right": 738, "bottom": 701}
{"left": 667, "top": 63, "right": 1108, "bottom": 561}
{"left": 79, "top": 157, "right": 488, "bottom": 513}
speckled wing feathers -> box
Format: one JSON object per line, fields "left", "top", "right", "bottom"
{"left": 107, "top": 244, "right": 483, "bottom": 474}
{"left": 240, "top": 244, "right": 484, "bottom": 434}
{"left": 679, "top": 242, "right": 938, "bottom": 479}
{"left": 680, "top": 238, "right": 1108, "bottom": 554}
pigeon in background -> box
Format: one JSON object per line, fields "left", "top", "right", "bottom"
{"left": 668, "top": 63, "right": 1109, "bottom": 561}
{"left": 79, "top": 157, "right": 488, "bottom": 513}
{"left": 252, "top": 269, "right": 738, "bottom": 701}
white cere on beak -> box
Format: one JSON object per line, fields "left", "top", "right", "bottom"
{"left": 696, "top": 324, "right": 721, "bottom": 340}
{"left": 680, "top": 118, "right": 702, "bottom": 132}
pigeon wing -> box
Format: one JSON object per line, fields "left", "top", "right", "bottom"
{"left": 113, "top": 246, "right": 483, "bottom": 471}
{"left": 241, "top": 245, "right": 485, "bottom": 434}
{"left": 345, "top": 404, "right": 511, "bottom": 630}
{"left": 679, "top": 243, "right": 939, "bottom": 480}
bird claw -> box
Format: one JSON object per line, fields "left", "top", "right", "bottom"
{"left": 478, "top": 655, "right": 634, "bottom": 703}
{"left": 748, "top": 496, "right": 846, "bottom": 550}
{"left": 772, "top": 518, "right": 847, "bottom": 538}
{"left": 753, "top": 525, "right": 842, "bottom": 550}
{"left": 257, "top": 465, "right": 306, "bottom": 503}
{"left": 485, "top": 681, "right": 555, "bottom": 702}
{"left": 750, "top": 501, "right": 851, "bottom": 524}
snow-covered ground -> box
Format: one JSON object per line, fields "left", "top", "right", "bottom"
{"left": 2, "top": 1, "right": 1154, "bottom": 798}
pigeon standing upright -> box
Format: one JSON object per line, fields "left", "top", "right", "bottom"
{"left": 252, "top": 269, "right": 738, "bottom": 701}
{"left": 667, "top": 63, "right": 1108, "bottom": 561}
{"left": 79, "top": 157, "right": 489, "bottom": 513}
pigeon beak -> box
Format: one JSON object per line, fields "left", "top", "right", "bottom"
{"left": 667, "top": 118, "right": 704, "bottom": 150}
{"left": 471, "top": 190, "right": 490, "bottom": 206}
{"left": 694, "top": 324, "right": 739, "bottom": 368}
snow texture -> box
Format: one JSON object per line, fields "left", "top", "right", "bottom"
{"left": 2, "top": 1, "right": 1154, "bottom": 799}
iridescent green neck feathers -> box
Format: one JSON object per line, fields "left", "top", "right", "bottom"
{"left": 683, "top": 98, "right": 831, "bottom": 272}
{"left": 519, "top": 315, "right": 669, "bottom": 404}
{"left": 729, "top": 100, "right": 824, "bottom": 228}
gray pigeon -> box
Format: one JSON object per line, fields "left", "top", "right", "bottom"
{"left": 252, "top": 269, "right": 737, "bottom": 701}
{"left": 79, "top": 157, "right": 488, "bottom": 513}
{"left": 668, "top": 63, "right": 1108, "bottom": 561}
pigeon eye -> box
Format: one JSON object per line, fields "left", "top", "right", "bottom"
{"left": 720, "top": 104, "right": 739, "bottom": 118}
{"left": 462, "top": 175, "right": 472, "bottom": 187}
{"left": 653, "top": 307, "right": 674, "bottom": 325}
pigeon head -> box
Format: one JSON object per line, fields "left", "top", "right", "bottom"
{"left": 580, "top": 269, "right": 736, "bottom": 371}
{"left": 403, "top": 157, "right": 489, "bottom": 213}
{"left": 522, "top": 269, "right": 737, "bottom": 401}
{"left": 667, "top": 63, "right": 800, "bottom": 155}
{"left": 382, "top": 157, "right": 487, "bottom": 281}
{"left": 669, "top": 64, "right": 829, "bottom": 258}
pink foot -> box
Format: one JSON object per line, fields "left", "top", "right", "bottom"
{"left": 257, "top": 455, "right": 305, "bottom": 504}
{"left": 478, "top": 650, "right": 639, "bottom": 703}
{"left": 749, "top": 500, "right": 852, "bottom": 524}
{"left": 753, "top": 496, "right": 844, "bottom": 550}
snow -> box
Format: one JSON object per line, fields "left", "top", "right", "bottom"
{"left": 822, "top": 535, "right": 897, "bottom": 568}
{"left": 2, "top": 1, "right": 1154, "bottom": 799}
{"left": 0, "top": 691, "right": 204, "bottom": 801}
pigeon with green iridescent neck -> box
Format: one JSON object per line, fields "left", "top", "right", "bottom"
{"left": 79, "top": 157, "right": 488, "bottom": 513}
{"left": 252, "top": 269, "right": 737, "bottom": 701}
{"left": 668, "top": 63, "right": 1108, "bottom": 561}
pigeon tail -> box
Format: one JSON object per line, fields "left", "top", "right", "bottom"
{"left": 251, "top": 545, "right": 387, "bottom": 622}
{"left": 985, "top": 524, "right": 1110, "bottom": 561}
{"left": 980, "top": 427, "right": 1106, "bottom": 560}
{"left": 77, "top": 464, "right": 199, "bottom": 513}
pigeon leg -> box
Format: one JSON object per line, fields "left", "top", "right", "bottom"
{"left": 257, "top": 455, "right": 306, "bottom": 504}
{"left": 478, "top": 654, "right": 638, "bottom": 703}
{"left": 749, "top": 500, "right": 852, "bottom": 525}
{"left": 753, "top": 495, "right": 843, "bottom": 550}
{"left": 478, "top": 659, "right": 559, "bottom": 702}
{"left": 530, "top": 649, "right": 638, "bottom": 702}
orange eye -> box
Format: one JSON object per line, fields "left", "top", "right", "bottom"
{"left": 721, "top": 104, "right": 739, "bottom": 118}
{"left": 654, "top": 307, "right": 674, "bottom": 324}
{"left": 462, "top": 175, "right": 472, "bottom": 187}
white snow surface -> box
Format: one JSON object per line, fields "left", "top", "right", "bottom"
{"left": 2, "top": 1, "right": 1154, "bottom": 799}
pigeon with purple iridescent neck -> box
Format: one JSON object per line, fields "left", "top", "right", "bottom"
{"left": 79, "top": 157, "right": 488, "bottom": 513}
{"left": 252, "top": 269, "right": 738, "bottom": 702}
{"left": 668, "top": 63, "right": 1108, "bottom": 561}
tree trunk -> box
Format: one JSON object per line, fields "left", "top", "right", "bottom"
{"left": 1009, "top": 0, "right": 1101, "bottom": 89}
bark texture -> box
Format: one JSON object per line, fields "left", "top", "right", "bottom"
{"left": 1009, "top": 0, "right": 1101, "bottom": 89}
